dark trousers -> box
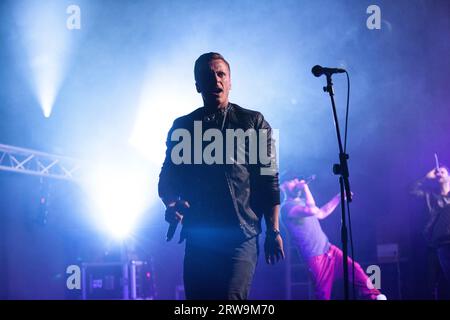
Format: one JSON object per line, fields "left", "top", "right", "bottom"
{"left": 438, "top": 244, "right": 450, "bottom": 284}
{"left": 183, "top": 233, "right": 258, "bottom": 300}
{"left": 428, "top": 244, "right": 450, "bottom": 299}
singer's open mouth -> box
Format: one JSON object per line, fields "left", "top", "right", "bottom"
{"left": 210, "top": 91, "right": 222, "bottom": 97}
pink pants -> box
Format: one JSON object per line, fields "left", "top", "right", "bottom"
{"left": 307, "top": 244, "right": 381, "bottom": 300}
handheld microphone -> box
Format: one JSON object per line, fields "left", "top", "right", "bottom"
{"left": 303, "top": 174, "right": 316, "bottom": 184}
{"left": 165, "top": 200, "right": 189, "bottom": 242}
{"left": 434, "top": 153, "right": 440, "bottom": 171}
{"left": 311, "top": 65, "right": 346, "bottom": 77}
{"left": 166, "top": 220, "right": 178, "bottom": 242}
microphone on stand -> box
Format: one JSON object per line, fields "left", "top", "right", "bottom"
{"left": 311, "top": 65, "right": 346, "bottom": 77}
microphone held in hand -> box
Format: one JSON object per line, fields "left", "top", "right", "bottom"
{"left": 434, "top": 153, "right": 440, "bottom": 171}
{"left": 311, "top": 65, "right": 346, "bottom": 77}
{"left": 304, "top": 174, "right": 316, "bottom": 185}
{"left": 165, "top": 200, "right": 189, "bottom": 242}
{"left": 166, "top": 220, "right": 178, "bottom": 242}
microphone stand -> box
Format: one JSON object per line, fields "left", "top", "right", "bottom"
{"left": 322, "top": 73, "right": 352, "bottom": 300}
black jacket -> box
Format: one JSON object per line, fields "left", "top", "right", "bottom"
{"left": 158, "top": 103, "right": 280, "bottom": 240}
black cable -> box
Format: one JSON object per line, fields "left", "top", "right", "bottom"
{"left": 343, "top": 71, "right": 356, "bottom": 298}
{"left": 344, "top": 71, "right": 350, "bottom": 153}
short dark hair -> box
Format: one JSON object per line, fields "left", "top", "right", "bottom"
{"left": 194, "top": 52, "right": 230, "bottom": 83}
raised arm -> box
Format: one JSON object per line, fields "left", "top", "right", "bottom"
{"left": 316, "top": 192, "right": 341, "bottom": 219}
{"left": 410, "top": 168, "right": 439, "bottom": 197}
{"left": 288, "top": 181, "right": 340, "bottom": 220}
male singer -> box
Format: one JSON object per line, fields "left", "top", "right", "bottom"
{"left": 158, "top": 52, "right": 284, "bottom": 300}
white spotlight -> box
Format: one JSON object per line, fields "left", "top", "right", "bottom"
{"left": 16, "top": 1, "right": 73, "bottom": 118}
{"left": 82, "top": 163, "right": 152, "bottom": 240}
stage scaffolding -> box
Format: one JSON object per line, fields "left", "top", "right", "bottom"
{"left": 0, "top": 143, "right": 80, "bottom": 180}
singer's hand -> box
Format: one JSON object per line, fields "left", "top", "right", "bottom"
{"left": 295, "top": 179, "right": 307, "bottom": 190}
{"left": 426, "top": 168, "right": 439, "bottom": 179}
{"left": 264, "top": 234, "right": 285, "bottom": 265}
{"left": 165, "top": 200, "right": 190, "bottom": 224}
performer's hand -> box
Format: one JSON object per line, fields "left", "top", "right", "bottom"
{"left": 264, "top": 234, "right": 285, "bottom": 265}
{"left": 165, "top": 200, "right": 190, "bottom": 224}
{"left": 295, "top": 179, "right": 307, "bottom": 190}
{"left": 426, "top": 168, "right": 438, "bottom": 179}
{"left": 297, "top": 179, "right": 307, "bottom": 189}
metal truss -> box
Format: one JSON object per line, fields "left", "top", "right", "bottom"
{"left": 0, "top": 143, "right": 80, "bottom": 180}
